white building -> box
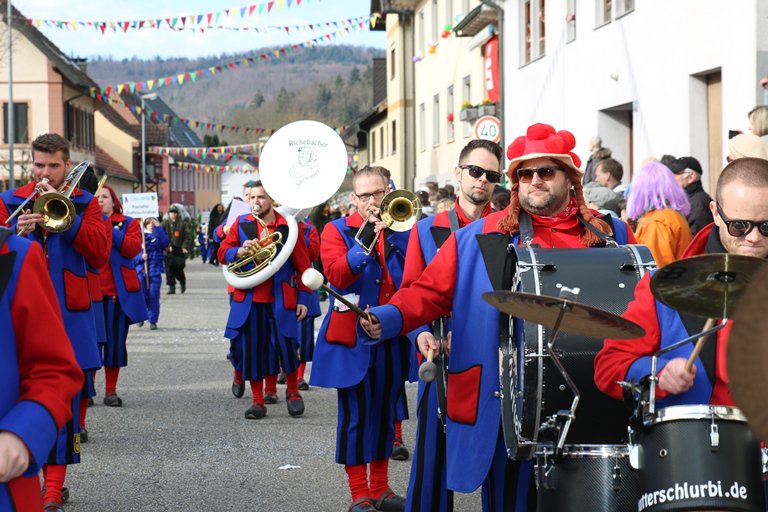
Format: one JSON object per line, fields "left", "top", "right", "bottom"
{"left": 503, "top": 0, "right": 768, "bottom": 190}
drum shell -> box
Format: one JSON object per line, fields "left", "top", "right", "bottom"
{"left": 535, "top": 445, "right": 639, "bottom": 512}
{"left": 637, "top": 407, "right": 764, "bottom": 512}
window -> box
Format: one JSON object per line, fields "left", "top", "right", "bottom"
{"left": 390, "top": 45, "right": 396, "bottom": 80}
{"left": 64, "top": 104, "right": 94, "bottom": 150}
{"left": 596, "top": 0, "right": 612, "bottom": 27}
{"left": 615, "top": 0, "right": 634, "bottom": 17}
{"left": 539, "top": 0, "right": 546, "bottom": 56}
{"left": 171, "top": 168, "right": 176, "bottom": 190}
{"left": 566, "top": 0, "right": 576, "bottom": 42}
{"left": 432, "top": 0, "right": 439, "bottom": 42}
{"left": 520, "top": 0, "right": 546, "bottom": 65}
{"left": 391, "top": 120, "right": 397, "bottom": 154}
{"left": 2, "top": 102, "right": 29, "bottom": 144}
{"left": 371, "top": 131, "right": 376, "bottom": 162}
{"left": 462, "top": 75, "right": 471, "bottom": 137}
{"left": 433, "top": 94, "right": 440, "bottom": 146}
{"left": 447, "top": 85, "right": 455, "bottom": 142}
{"left": 419, "top": 103, "right": 426, "bottom": 151}
{"left": 418, "top": 10, "right": 425, "bottom": 55}
{"left": 380, "top": 126, "right": 385, "bottom": 159}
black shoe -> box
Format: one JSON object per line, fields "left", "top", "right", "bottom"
{"left": 80, "top": 427, "right": 88, "bottom": 443}
{"left": 103, "top": 394, "right": 122, "bottom": 407}
{"left": 167, "top": 287, "right": 176, "bottom": 295}
{"left": 226, "top": 352, "right": 232, "bottom": 362}
{"left": 277, "top": 371, "right": 286, "bottom": 385}
{"left": 87, "top": 397, "right": 94, "bottom": 407}
{"left": 62, "top": 487, "right": 69, "bottom": 503}
{"left": 286, "top": 393, "right": 305, "bottom": 417}
{"left": 374, "top": 489, "right": 406, "bottom": 512}
{"left": 180, "top": 284, "right": 186, "bottom": 294}
{"left": 232, "top": 380, "right": 245, "bottom": 398}
{"left": 43, "top": 502, "right": 64, "bottom": 512}
{"left": 150, "top": 323, "right": 158, "bottom": 330}
{"left": 137, "top": 321, "right": 144, "bottom": 327}
{"left": 348, "top": 498, "right": 377, "bottom": 512}
{"left": 244, "top": 404, "right": 266, "bottom": 419}
{"left": 390, "top": 438, "right": 410, "bottom": 461}
{"left": 264, "top": 393, "right": 278, "bottom": 405}
{"left": 298, "top": 378, "right": 309, "bottom": 391}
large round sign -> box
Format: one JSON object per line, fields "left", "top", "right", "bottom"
{"left": 259, "top": 120, "right": 348, "bottom": 209}
{"left": 473, "top": 115, "right": 501, "bottom": 143}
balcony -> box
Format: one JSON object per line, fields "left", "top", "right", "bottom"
{"left": 454, "top": 3, "right": 499, "bottom": 37}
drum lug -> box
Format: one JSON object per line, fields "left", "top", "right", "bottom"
{"left": 762, "top": 448, "right": 768, "bottom": 474}
{"left": 611, "top": 463, "right": 622, "bottom": 491}
{"left": 709, "top": 421, "right": 720, "bottom": 451}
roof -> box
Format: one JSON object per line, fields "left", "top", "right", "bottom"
{"left": 2, "top": 1, "right": 97, "bottom": 90}
{"left": 95, "top": 145, "right": 138, "bottom": 182}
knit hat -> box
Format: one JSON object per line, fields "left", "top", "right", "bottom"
{"left": 168, "top": 205, "right": 179, "bottom": 213}
{"left": 728, "top": 133, "right": 768, "bottom": 160}
{"left": 498, "top": 123, "right": 612, "bottom": 245}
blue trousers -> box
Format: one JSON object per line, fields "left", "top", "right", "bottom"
{"left": 299, "top": 316, "right": 315, "bottom": 362}
{"left": 140, "top": 273, "right": 162, "bottom": 324}
{"left": 101, "top": 296, "right": 130, "bottom": 368}
{"left": 47, "top": 391, "right": 82, "bottom": 465}
{"left": 233, "top": 302, "right": 299, "bottom": 380}
{"left": 480, "top": 432, "right": 536, "bottom": 512}
{"left": 93, "top": 298, "right": 106, "bottom": 343}
{"left": 199, "top": 243, "right": 207, "bottom": 263}
{"left": 335, "top": 338, "right": 409, "bottom": 465}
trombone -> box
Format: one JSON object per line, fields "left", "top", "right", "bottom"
{"left": 354, "top": 190, "right": 421, "bottom": 255}
{"left": 5, "top": 160, "right": 91, "bottom": 234}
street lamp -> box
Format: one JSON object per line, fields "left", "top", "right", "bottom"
{"left": 140, "top": 92, "right": 158, "bottom": 193}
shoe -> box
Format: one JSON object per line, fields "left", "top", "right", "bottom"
{"left": 103, "top": 394, "right": 123, "bottom": 407}
{"left": 348, "top": 497, "right": 377, "bottom": 512}
{"left": 87, "top": 397, "right": 94, "bottom": 407}
{"left": 62, "top": 487, "right": 69, "bottom": 503}
{"left": 43, "top": 501, "right": 64, "bottom": 512}
{"left": 226, "top": 352, "right": 232, "bottom": 362}
{"left": 298, "top": 378, "right": 309, "bottom": 391}
{"left": 232, "top": 380, "right": 245, "bottom": 398}
{"left": 150, "top": 323, "right": 158, "bottom": 330}
{"left": 277, "top": 371, "right": 286, "bottom": 385}
{"left": 286, "top": 392, "right": 305, "bottom": 417}
{"left": 137, "top": 321, "right": 145, "bottom": 327}
{"left": 180, "top": 284, "right": 186, "bottom": 293}
{"left": 244, "top": 404, "right": 266, "bottom": 419}
{"left": 264, "top": 394, "right": 278, "bottom": 405}
{"left": 167, "top": 287, "right": 176, "bottom": 295}
{"left": 374, "top": 489, "right": 406, "bottom": 512}
{"left": 390, "top": 438, "right": 409, "bottom": 461}
{"left": 80, "top": 427, "right": 88, "bottom": 443}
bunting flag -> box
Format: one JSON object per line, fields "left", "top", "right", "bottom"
{"left": 149, "top": 143, "right": 262, "bottom": 157}
{"left": 27, "top": 0, "right": 320, "bottom": 33}
{"left": 175, "top": 161, "right": 258, "bottom": 174}
{"left": 88, "top": 23, "right": 366, "bottom": 99}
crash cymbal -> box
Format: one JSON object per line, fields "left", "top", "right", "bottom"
{"left": 650, "top": 254, "right": 766, "bottom": 319}
{"left": 727, "top": 264, "right": 768, "bottom": 439}
{"left": 482, "top": 291, "right": 645, "bottom": 340}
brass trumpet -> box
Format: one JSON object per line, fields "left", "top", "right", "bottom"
{"left": 5, "top": 160, "right": 91, "bottom": 234}
{"left": 354, "top": 190, "right": 421, "bottom": 255}
{"left": 226, "top": 205, "right": 284, "bottom": 278}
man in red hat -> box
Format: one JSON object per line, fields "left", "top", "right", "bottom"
{"left": 360, "top": 123, "right": 635, "bottom": 511}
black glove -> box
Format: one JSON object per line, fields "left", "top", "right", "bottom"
{"left": 358, "top": 221, "right": 377, "bottom": 249}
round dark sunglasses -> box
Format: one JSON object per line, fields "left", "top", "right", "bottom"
{"left": 459, "top": 164, "right": 503, "bottom": 184}
{"left": 516, "top": 166, "right": 562, "bottom": 183}
{"left": 716, "top": 203, "right": 768, "bottom": 237}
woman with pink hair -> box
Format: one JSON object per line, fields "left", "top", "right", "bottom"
{"left": 626, "top": 162, "right": 692, "bottom": 266}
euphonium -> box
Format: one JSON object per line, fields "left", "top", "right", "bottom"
{"left": 226, "top": 205, "right": 284, "bottom": 278}
{"left": 354, "top": 190, "right": 421, "bottom": 255}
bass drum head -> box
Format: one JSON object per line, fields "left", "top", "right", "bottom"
{"left": 260, "top": 120, "right": 348, "bottom": 209}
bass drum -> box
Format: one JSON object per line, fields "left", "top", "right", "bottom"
{"left": 500, "top": 245, "right": 655, "bottom": 460}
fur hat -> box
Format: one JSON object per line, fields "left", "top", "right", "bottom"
{"left": 498, "top": 123, "right": 611, "bottom": 245}
{"left": 728, "top": 133, "right": 768, "bottom": 160}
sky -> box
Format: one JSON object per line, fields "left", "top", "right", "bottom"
{"left": 11, "top": 0, "right": 386, "bottom": 60}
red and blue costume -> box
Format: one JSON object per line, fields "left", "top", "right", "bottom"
{"left": 363, "top": 205, "right": 632, "bottom": 510}
{"left": 595, "top": 223, "right": 736, "bottom": 406}
{"left": 298, "top": 220, "right": 321, "bottom": 383}
{"left": 0, "top": 230, "right": 83, "bottom": 512}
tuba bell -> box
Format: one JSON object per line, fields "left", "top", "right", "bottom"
{"left": 354, "top": 190, "right": 421, "bottom": 255}
{"left": 222, "top": 121, "right": 348, "bottom": 290}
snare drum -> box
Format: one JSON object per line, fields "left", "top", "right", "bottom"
{"left": 636, "top": 404, "right": 765, "bottom": 512}
{"left": 500, "top": 245, "right": 655, "bottom": 459}
{"left": 535, "top": 444, "right": 639, "bottom": 511}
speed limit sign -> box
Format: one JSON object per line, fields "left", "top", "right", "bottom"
{"left": 473, "top": 115, "right": 501, "bottom": 143}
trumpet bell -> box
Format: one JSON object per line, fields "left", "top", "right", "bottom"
{"left": 33, "top": 192, "right": 76, "bottom": 233}
{"left": 381, "top": 190, "right": 421, "bottom": 232}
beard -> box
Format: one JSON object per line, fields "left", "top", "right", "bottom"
{"left": 519, "top": 186, "right": 570, "bottom": 216}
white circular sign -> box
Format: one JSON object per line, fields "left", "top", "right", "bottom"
{"left": 473, "top": 115, "right": 501, "bottom": 143}
{"left": 259, "top": 120, "right": 348, "bottom": 209}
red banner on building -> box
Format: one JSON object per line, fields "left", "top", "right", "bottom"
{"left": 484, "top": 35, "right": 500, "bottom": 103}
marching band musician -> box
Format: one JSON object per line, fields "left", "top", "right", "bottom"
{"left": 96, "top": 185, "right": 148, "bottom": 407}
{"left": 218, "top": 180, "right": 313, "bottom": 419}
{"left": 310, "top": 166, "right": 411, "bottom": 512}
{"left": 595, "top": 157, "right": 768, "bottom": 406}
{"left": 0, "top": 228, "right": 83, "bottom": 512}
{"left": 0, "top": 133, "right": 109, "bottom": 512}
{"left": 297, "top": 216, "right": 322, "bottom": 391}
{"left": 359, "top": 124, "right": 635, "bottom": 511}
{"left": 402, "top": 139, "right": 502, "bottom": 512}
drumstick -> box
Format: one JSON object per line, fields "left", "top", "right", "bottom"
{"left": 301, "top": 268, "right": 370, "bottom": 320}
{"left": 685, "top": 318, "right": 717, "bottom": 372}
{"left": 418, "top": 347, "right": 437, "bottom": 382}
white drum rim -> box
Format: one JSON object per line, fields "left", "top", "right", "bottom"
{"left": 535, "top": 444, "right": 630, "bottom": 458}
{"left": 645, "top": 404, "right": 747, "bottom": 426}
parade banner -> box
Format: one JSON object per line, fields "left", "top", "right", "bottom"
{"left": 122, "top": 193, "right": 159, "bottom": 219}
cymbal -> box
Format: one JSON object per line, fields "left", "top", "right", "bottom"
{"left": 727, "top": 264, "right": 768, "bottom": 439}
{"left": 650, "top": 254, "right": 767, "bottom": 319}
{"left": 482, "top": 291, "right": 645, "bottom": 340}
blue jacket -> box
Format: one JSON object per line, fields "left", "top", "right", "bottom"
{"left": 135, "top": 226, "right": 170, "bottom": 277}
{"left": 105, "top": 214, "right": 148, "bottom": 324}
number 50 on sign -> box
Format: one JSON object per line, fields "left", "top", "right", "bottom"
{"left": 474, "top": 116, "right": 501, "bottom": 143}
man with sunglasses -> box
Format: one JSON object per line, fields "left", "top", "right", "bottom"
{"left": 311, "top": 166, "right": 411, "bottom": 512}
{"left": 595, "top": 157, "right": 768, "bottom": 409}
{"left": 359, "top": 124, "right": 634, "bottom": 511}
{"left": 402, "top": 139, "right": 501, "bottom": 512}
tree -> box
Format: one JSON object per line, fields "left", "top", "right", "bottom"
{"left": 349, "top": 67, "right": 361, "bottom": 83}
{"left": 251, "top": 92, "right": 265, "bottom": 108}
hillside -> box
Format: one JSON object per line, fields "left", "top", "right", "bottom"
{"left": 88, "top": 45, "right": 383, "bottom": 143}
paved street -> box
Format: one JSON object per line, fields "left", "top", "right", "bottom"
{"left": 65, "top": 260, "right": 480, "bottom": 511}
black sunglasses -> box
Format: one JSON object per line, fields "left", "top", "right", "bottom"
{"left": 516, "top": 166, "right": 562, "bottom": 183}
{"left": 716, "top": 203, "right": 768, "bottom": 237}
{"left": 459, "top": 164, "right": 503, "bottom": 184}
